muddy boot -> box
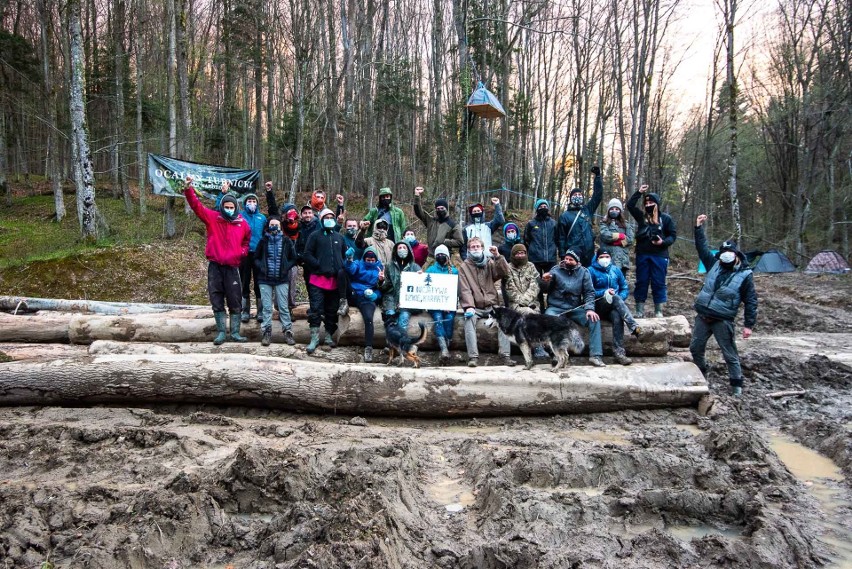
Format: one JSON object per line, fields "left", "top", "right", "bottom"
{"left": 500, "top": 353, "right": 517, "bottom": 367}
{"left": 613, "top": 349, "right": 632, "bottom": 366}
{"left": 731, "top": 385, "right": 743, "bottom": 397}
{"left": 630, "top": 325, "right": 643, "bottom": 338}
{"left": 283, "top": 329, "right": 295, "bottom": 346}
{"left": 260, "top": 327, "right": 271, "bottom": 346}
{"left": 213, "top": 311, "right": 228, "bottom": 346}
{"left": 588, "top": 356, "right": 606, "bottom": 367}
{"left": 364, "top": 346, "right": 373, "bottom": 363}
{"left": 324, "top": 328, "right": 337, "bottom": 347}
{"left": 306, "top": 327, "right": 321, "bottom": 354}
{"left": 634, "top": 302, "right": 645, "bottom": 319}
{"left": 337, "top": 298, "right": 349, "bottom": 316}
{"left": 534, "top": 345, "right": 549, "bottom": 359}
{"left": 437, "top": 337, "right": 450, "bottom": 363}
{"left": 467, "top": 357, "right": 478, "bottom": 368}
{"left": 229, "top": 313, "right": 248, "bottom": 342}
{"left": 654, "top": 303, "right": 665, "bottom": 318}
{"left": 240, "top": 297, "right": 250, "bottom": 323}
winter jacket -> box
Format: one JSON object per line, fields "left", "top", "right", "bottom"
{"left": 340, "top": 229, "right": 365, "bottom": 261}
{"left": 380, "top": 241, "right": 422, "bottom": 311}
{"left": 524, "top": 209, "right": 558, "bottom": 265}
{"left": 504, "top": 262, "right": 541, "bottom": 311}
{"left": 364, "top": 204, "right": 407, "bottom": 243}
{"left": 425, "top": 260, "right": 459, "bottom": 277}
{"left": 461, "top": 203, "right": 505, "bottom": 260}
{"left": 296, "top": 218, "right": 319, "bottom": 258}
{"left": 626, "top": 191, "right": 677, "bottom": 258}
{"left": 694, "top": 226, "right": 757, "bottom": 327}
{"left": 254, "top": 230, "right": 298, "bottom": 286}
{"left": 458, "top": 254, "right": 510, "bottom": 310}
{"left": 588, "top": 257, "right": 629, "bottom": 300}
{"left": 599, "top": 218, "right": 635, "bottom": 270}
{"left": 355, "top": 228, "right": 394, "bottom": 267}
{"left": 540, "top": 264, "right": 596, "bottom": 314}
{"left": 345, "top": 248, "right": 384, "bottom": 300}
{"left": 555, "top": 174, "right": 603, "bottom": 265}
{"left": 409, "top": 241, "right": 429, "bottom": 266}
{"left": 185, "top": 187, "right": 251, "bottom": 267}
{"left": 216, "top": 192, "right": 267, "bottom": 252}
{"left": 413, "top": 195, "right": 464, "bottom": 257}
{"left": 302, "top": 226, "right": 346, "bottom": 277}
{"left": 498, "top": 224, "right": 523, "bottom": 262}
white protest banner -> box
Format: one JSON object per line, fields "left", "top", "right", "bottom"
{"left": 399, "top": 272, "right": 458, "bottom": 311}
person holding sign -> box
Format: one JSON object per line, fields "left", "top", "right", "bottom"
{"left": 184, "top": 178, "right": 251, "bottom": 345}
{"left": 425, "top": 245, "right": 458, "bottom": 363}
{"left": 458, "top": 237, "right": 516, "bottom": 367}
{"left": 302, "top": 209, "right": 347, "bottom": 354}
{"left": 413, "top": 186, "right": 464, "bottom": 261}
{"left": 344, "top": 246, "right": 385, "bottom": 363}
{"left": 461, "top": 197, "right": 505, "bottom": 260}
{"left": 379, "top": 240, "right": 422, "bottom": 331}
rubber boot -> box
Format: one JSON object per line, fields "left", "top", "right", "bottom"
{"left": 261, "top": 327, "right": 271, "bottom": 346}
{"left": 654, "top": 303, "right": 665, "bottom": 318}
{"left": 240, "top": 297, "right": 250, "bottom": 323}
{"left": 229, "top": 313, "right": 248, "bottom": 342}
{"left": 337, "top": 298, "right": 349, "bottom": 316}
{"left": 213, "top": 311, "right": 228, "bottom": 346}
{"left": 364, "top": 346, "right": 373, "bottom": 363}
{"left": 324, "top": 328, "right": 336, "bottom": 347}
{"left": 634, "top": 302, "right": 645, "bottom": 319}
{"left": 437, "top": 337, "right": 450, "bottom": 363}
{"left": 306, "top": 327, "right": 321, "bottom": 354}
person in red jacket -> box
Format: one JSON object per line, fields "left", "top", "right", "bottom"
{"left": 402, "top": 227, "right": 429, "bottom": 266}
{"left": 185, "top": 178, "right": 252, "bottom": 345}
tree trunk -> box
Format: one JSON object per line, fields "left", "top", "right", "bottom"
{"left": 0, "top": 112, "right": 7, "bottom": 207}
{"left": 69, "top": 0, "right": 100, "bottom": 240}
{"left": 0, "top": 296, "right": 208, "bottom": 315}
{"left": 0, "top": 354, "right": 708, "bottom": 417}
{"left": 134, "top": 0, "right": 146, "bottom": 214}
{"left": 114, "top": 0, "right": 132, "bottom": 213}
{"left": 39, "top": 0, "right": 66, "bottom": 221}
{"left": 724, "top": 0, "right": 742, "bottom": 244}
{"left": 164, "top": 0, "right": 177, "bottom": 238}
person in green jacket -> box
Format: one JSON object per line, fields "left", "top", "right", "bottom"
{"left": 363, "top": 187, "right": 408, "bottom": 243}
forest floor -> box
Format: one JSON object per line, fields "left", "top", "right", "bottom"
{"left": 2, "top": 197, "right": 852, "bottom": 567}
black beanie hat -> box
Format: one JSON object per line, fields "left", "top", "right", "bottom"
{"left": 435, "top": 198, "right": 449, "bottom": 209}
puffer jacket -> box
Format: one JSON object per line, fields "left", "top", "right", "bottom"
{"left": 588, "top": 256, "right": 629, "bottom": 300}
{"left": 540, "top": 264, "right": 596, "bottom": 313}
{"left": 599, "top": 218, "right": 635, "bottom": 270}
{"left": 345, "top": 246, "right": 384, "bottom": 301}
{"left": 694, "top": 225, "right": 757, "bottom": 327}
{"left": 504, "top": 262, "right": 541, "bottom": 311}
{"left": 254, "top": 230, "right": 298, "bottom": 285}
{"left": 458, "top": 255, "right": 510, "bottom": 310}
{"left": 185, "top": 187, "right": 251, "bottom": 267}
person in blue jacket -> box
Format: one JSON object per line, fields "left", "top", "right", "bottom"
{"left": 691, "top": 214, "right": 758, "bottom": 397}
{"left": 425, "top": 244, "right": 458, "bottom": 363}
{"left": 555, "top": 165, "right": 603, "bottom": 267}
{"left": 344, "top": 246, "right": 385, "bottom": 363}
{"left": 588, "top": 247, "right": 643, "bottom": 365}
{"left": 216, "top": 184, "right": 268, "bottom": 323}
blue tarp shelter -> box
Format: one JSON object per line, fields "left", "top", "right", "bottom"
{"left": 466, "top": 82, "right": 506, "bottom": 119}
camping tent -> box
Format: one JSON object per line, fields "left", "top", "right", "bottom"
{"left": 804, "top": 250, "right": 850, "bottom": 274}
{"left": 697, "top": 250, "right": 719, "bottom": 274}
{"left": 466, "top": 82, "right": 506, "bottom": 119}
{"left": 752, "top": 250, "right": 796, "bottom": 273}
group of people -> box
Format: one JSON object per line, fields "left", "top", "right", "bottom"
{"left": 185, "top": 169, "right": 757, "bottom": 395}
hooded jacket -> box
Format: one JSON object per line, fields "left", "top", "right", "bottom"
{"left": 302, "top": 215, "right": 346, "bottom": 277}
{"left": 588, "top": 254, "right": 629, "bottom": 300}
{"left": 505, "top": 251, "right": 541, "bottom": 311}
{"left": 355, "top": 223, "right": 395, "bottom": 266}
{"left": 524, "top": 199, "right": 558, "bottom": 265}
{"left": 540, "top": 263, "right": 596, "bottom": 313}
{"left": 693, "top": 225, "right": 757, "bottom": 327}
{"left": 185, "top": 187, "right": 251, "bottom": 267}
{"left": 498, "top": 223, "right": 523, "bottom": 262}
{"left": 215, "top": 192, "right": 267, "bottom": 252}
{"left": 599, "top": 208, "right": 635, "bottom": 270}
{"left": 345, "top": 246, "right": 384, "bottom": 300}
{"left": 555, "top": 173, "right": 603, "bottom": 266}
{"left": 626, "top": 191, "right": 677, "bottom": 257}
{"left": 413, "top": 194, "right": 464, "bottom": 256}
{"left": 461, "top": 202, "right": 505, "bottom": 259}
{"left": 380, "top": 241, "right": 422, "bottom": 311}
{"left": 253, "top": 220, "right": 298, "bottom": 285}
{"left": 458, "top": 254, "right": 510, "bottom": 310}
{"left": 363, "top": 188, "right": 408, "bottom": 242}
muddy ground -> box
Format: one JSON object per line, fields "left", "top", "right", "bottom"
{"left": 1, "top": 270, "right": 851, "bottom": 568}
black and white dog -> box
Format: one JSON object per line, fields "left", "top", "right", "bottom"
{"left": 488, "top": 306, "right": 585, "bottom": 371}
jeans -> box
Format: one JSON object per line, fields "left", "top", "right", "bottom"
{"left": 307, "top": 284, "right": 339, "bottom": 333}
{"left": 463, "top": 308, "right": 511, "bottom": 359}
{"left": 595, "top": 296, "right": 637, "bottom": 353}
{"left": 356, "top": 299, "right": 378, "bottom": 347}
{"left": 634, "top": 254, "right": 668, "bottom": 304}
{"left": 208, "top": 261, "right": 242, "bottom": 313}
{"left": 430, "top": 311, "right": 456, "bottom": 340}
{"left": 545, "top": 306, "right": 602, "bottom": 357}
{"left": 690, "top": 315, "right": 743, "bottom": 386}
{"left": 259, "top": 283, "right": 292, "bottom": 332}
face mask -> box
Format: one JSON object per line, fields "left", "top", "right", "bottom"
{"left": 373, "top": 228, "right": 388, "bottom": 240}
{"left": 598, "top": 257, "right": 611, "bottom": 268}
{"left": 346, "top": 227, "right": 358, "bottom": 237}
{"left": 512, "top": 255, "right": 527, "bottom": 266}
{"left": 645, "top": 204, "right": 656, "bottom": 214}
{"left": 537, "top": 207, "right": 549, "bottom": 217}
{"left": 436, "top": 210, "right": 448, "bottom": 220}
{"left": 506, "top": 231, "right": 518, "bottom": 241}
{"left": 608, "top": 210, "right": 620, "bottom": 219}
{"left": 379, "top": 197, "right": 392, "bottom": 208}
{"left": 364, "top": 259, "right": 377, "bottom": 266}
{"left": 245, "top": 202, "right": 257, "bottom": 213}
{"left": 397, "top": 247, "right": 409, "bottom": 259}
{"left": 719, "top": 251, "right": 737, "bottom": 267}
{"left": 404, "top": 235, "right": 416, "bottom": 244}
{"left": 222, "top": 207, "right": 236, "bottom": 219}
{"left": 436, "top": 254, "right": 448, "bottom": 266}
{"left": 469, "top": 250, "right": 484, "bottom": 262}
{"left": 471, "top": 212, "right": 483, "bottom": 222}
{"left": 323, "top": 218, "right": 336, "bottom": 229}
{"left": 269, "top": 226, "right": 281, "bottom": 235}
{"left": 570, "top": 195, "right": 583, "bottom": 206}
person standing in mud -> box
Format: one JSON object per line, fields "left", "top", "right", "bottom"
{"left": 184, "top": 178, "right": 251, "bottom": 345}
{"left": 691, "top": 214, "right": 758, "bottom": 397}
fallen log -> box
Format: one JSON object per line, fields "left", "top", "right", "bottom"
{"left": 0, "top": 312, "right": 73, "bottom": 343}
{"left": 0, "top": 343, "right": 90, "bottom": 361}
{"left": 0, "top": 354, "right": 708, "bottom": 416}
{"left": 766, "top": 390, "right": 807, "bottom": 399}
{"left": 0, "top": 296, "right": 208, "bottom": 315}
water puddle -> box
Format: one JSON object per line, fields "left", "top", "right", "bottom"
{"left": 676, "top": 424, "right": 702, "bottom": 437}
{"left": 563, "top": 430, "right": 630, "bottom": 446}
{"left": 231, "top": 512, "right": 275, "bottom": 524}
{"left": 427, "top": 477, "right": 476, "bottom": 510}
{"left": 668, "top": 524, "right": 742, "bottom": 541}
{"left": 768, "top": 432, "right": 852, "bottom": 568}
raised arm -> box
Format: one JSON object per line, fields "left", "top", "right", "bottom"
{"left": 694, "top": 216, "right": 717, "bottom": 271}
{"left": 413, "top": 190, "right": 429, "bottom": 224}
{"left": 587, "top": 166, "right": 603, "bottom": 216}
{"left": 626, "top": 189, "right": 644, "bottom": 224}
{"left": 264, "top": 181, "right": 279, "bottom": 216}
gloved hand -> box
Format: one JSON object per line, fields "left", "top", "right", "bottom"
{"left": 345, "top": 247, "right": 355, "bottom": 259}
{"left": 590, "top": 165, "right": 601, "bottom": 177}
{"left": 464, "top": 308, "right": 476, "bottom": 319}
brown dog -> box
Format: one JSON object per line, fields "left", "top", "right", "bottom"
{"left": 385, "top": 321, "right": 429, "bottom": 368}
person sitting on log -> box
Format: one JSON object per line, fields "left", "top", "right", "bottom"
{"left": 345, "top": 246, "right": 385, "bottom": 363}
{"left": 379, "top": 240, "right": 422, "bottom": 331}
{"left": 253, "top": 216, "right": 298, "bottom": 347}
{"left": 540, "top": 250, "right": 606, "bottom": 367}
{"left": 425, "top": 245, "right": 458, "bottom": 363}
{"left": 356, "top": 218, "right": 394, "bottom": 267}
{"left": 402, "top": 227, "right": 429, "bottom": 267}
{"left": 458, "top": 237, "right": 515, "bottom": 368}
{"left": 588, "top": 247, "right": 643, "bottom": 366}
{"left": 335, "top": 217, "right": 364, "bottom": 317}
{"left": 184, "top": 177, "right": 251, "bottom": 345}
{"left": 461, "top": 197, "right": 505, "bottom": 260}
{"left": 413, "top": 186, "right": 464, "bottom": 263}
{"left": 302, "top": 209, "right": 346, "bottom": 354}
{"left": 504, "top": 243, "right": 548, "bottom": 360}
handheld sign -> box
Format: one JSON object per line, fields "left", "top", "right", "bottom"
{"left": 148, "top": 153, "right": 260, "bottom": 200}
{"left": 399, "top": 272, "right": 458, "bottom": 311}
